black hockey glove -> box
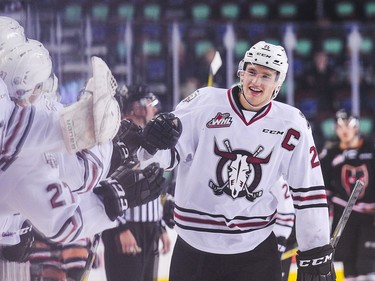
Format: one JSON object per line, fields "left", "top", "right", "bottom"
{"left": 110, "top": 120, "right": 144, "bottom": 174}
{"left": 142, "top": 113, "right": 182, "bottom": 155}
{"left": 296, "top": 244, "right": 336, "bottom": 281}
{"left": 94, "top": 163, "right": 165, "bottom": 221}
{"left": 162, "top": 197, "right": 175, "bottom": 229}
{"left": 94, "top": 177, "right": 128, "bottom": 221}
{"left": 112, "top": 162, "right": 165, "bottom": 208}
{"left": 276, "top": 236, "right": 287, "bottom": 258}
{"left": 2, "top": 220, "right": 34, "bottom": 263}
{"left": 117, "top": 119, "right": 144, "bottom": 155}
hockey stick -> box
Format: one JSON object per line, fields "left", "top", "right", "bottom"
{"left": 79, "top": 233, "right": 101, "bottom": 281}
{"left": 330, "top": 179, "right": 364, "bottom": 247}
{"left": 207, "top": 51, "right": 222, "bottom": 86}
{"left": 281, "top": 179, "right": 364, "bottom": 260}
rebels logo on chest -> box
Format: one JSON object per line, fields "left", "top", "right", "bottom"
{"left": 208, "top": 139, "right": 271, "bottom": 202}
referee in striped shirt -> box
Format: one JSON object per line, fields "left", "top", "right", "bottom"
{"left": 102, "top": 85, "right": 172, "bottom": 281}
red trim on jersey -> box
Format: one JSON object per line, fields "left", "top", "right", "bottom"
{"left": 174, "top": 206, "right": 277, "bottom": 234}
{"left": 292, "top": 194, "right": 327, "bottom": 201}
{"left": 76, "top": 149, "right": 103, "bottom": 193}
{"left": 226, "top": 88, "right": 272, "bottom": 126}
{"left": 174, "top": 212, "right": 273, "bottom": 228}
{"left": 276, "top": 217, "right": 295, "bottom": 222}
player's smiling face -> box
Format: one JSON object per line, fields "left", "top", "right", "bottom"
{"left": 239, "top": 64, "right": 280, "bottom": 111}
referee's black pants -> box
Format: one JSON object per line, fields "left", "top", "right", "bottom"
{"left": 102, "top": 221, "right": 160, "bottom": 281}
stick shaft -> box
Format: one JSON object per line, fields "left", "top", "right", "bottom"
{"left": 330, "top": 179, "right": 363, "bottom": 247}
{"left": 207, "top": 72, "right": 213, "bottom": 86}
{"left": 79, "top": 233, "right": 101, "bottom": 281}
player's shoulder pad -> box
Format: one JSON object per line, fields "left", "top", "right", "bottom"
{"left": 176, "top": 87, "right": 226, "bottom": 110}
{"left": 272, "top": 101, "right": 312, "bottom": 131}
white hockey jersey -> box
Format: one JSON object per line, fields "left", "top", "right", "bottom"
{"left": 36, "top": 95, "right": 112, "bottom": 193}
{"left": 140, "top": 86, "right": 330, "bottom": 254}
{"left": 272, "top": 176, "right": 295, "bottom": 240}
{"left": 0, "top": 83, "right": 116, "bottom": 244}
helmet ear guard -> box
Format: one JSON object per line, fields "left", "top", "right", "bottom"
{"left": 237, "top": 59, "right": 245, "bottom": 78}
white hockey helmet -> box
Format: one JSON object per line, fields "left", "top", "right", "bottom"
{"left": 0, "top": 76, "right": 11, "bottom": 105}
{"left": 0, "top": 16, "right": 26, "bottom": 57}
{"left": 42, "top": 73, "right": 60, "bottom": 102}
{"left": 0, "top": 77, "right": 12, "bottom": 150}
{"left": 238, "top": 41, "right": 289, "bottom": 99}
{"left": 0, "top": 40, "right": 52, "bottom": 103}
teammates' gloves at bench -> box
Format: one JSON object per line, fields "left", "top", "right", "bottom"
{"left": 162, "top": 196, "right": 175, "bottom": 229}
{"left": 2, "top": 220, "right": 34, "bottom": 263}
{"left": 110, "top": 120, "right": 144, "bottom": 173}
{"left": 94, "top": 163, "right": 165, "bottom": 221}
{"left": 276, "top": 236, "right": 287, "bottom": 258}
{"left": 142, "top": 113, "right": 182, "bottom": 155}
{"left": 116, "top": 120, "right": 144, "bottom": 156}
{"left": 296, "top": 244, "right": 336, "bottom": 281}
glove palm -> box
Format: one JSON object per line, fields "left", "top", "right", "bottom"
{"left": 142, "top": 113, "right": 182, "bottom": 155}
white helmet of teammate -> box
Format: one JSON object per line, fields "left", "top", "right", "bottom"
{"left": 0, "top": 16, "right": 26, "bottom": 57}
{"left": 237, "top": 41, "right": 289, "bottom": 99}
{"left": 0, "top": 76, "right": 11, "bottom": 105}
{"left": 24, "top": 39, "right": 60, "bottom": 101}
{"left": 42, "top": 73, "right": 60, "bottom": 102}
{"left": 0, "top": 40, "right": 52, "bottom": 104}
{"left": 0, "top": 77, "right": 12, "bottom": 150}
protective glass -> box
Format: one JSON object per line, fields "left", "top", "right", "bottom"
{"left": 140, "top": 93, "right": 160, "bottom": 109}
{"left": 241, "top": 69, "right": 277, "bottom": 86}
{"left": 337, "top": 117, "right": 358, "bottom": 128}
{"left": 240, "top": 69, "right": 278, "bottom": 86}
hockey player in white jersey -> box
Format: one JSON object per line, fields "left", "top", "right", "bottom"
{"left": 272, "top": 176, "right": 295, "bottom": 257}
{"left": 139, "top": 41, "right": 334, "bottom": 281}
{"left": 0, "top": 36, "right": 166, "bottom": 255}
{"left": 272, "top": 176, "right": 296, "bottom": 281}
